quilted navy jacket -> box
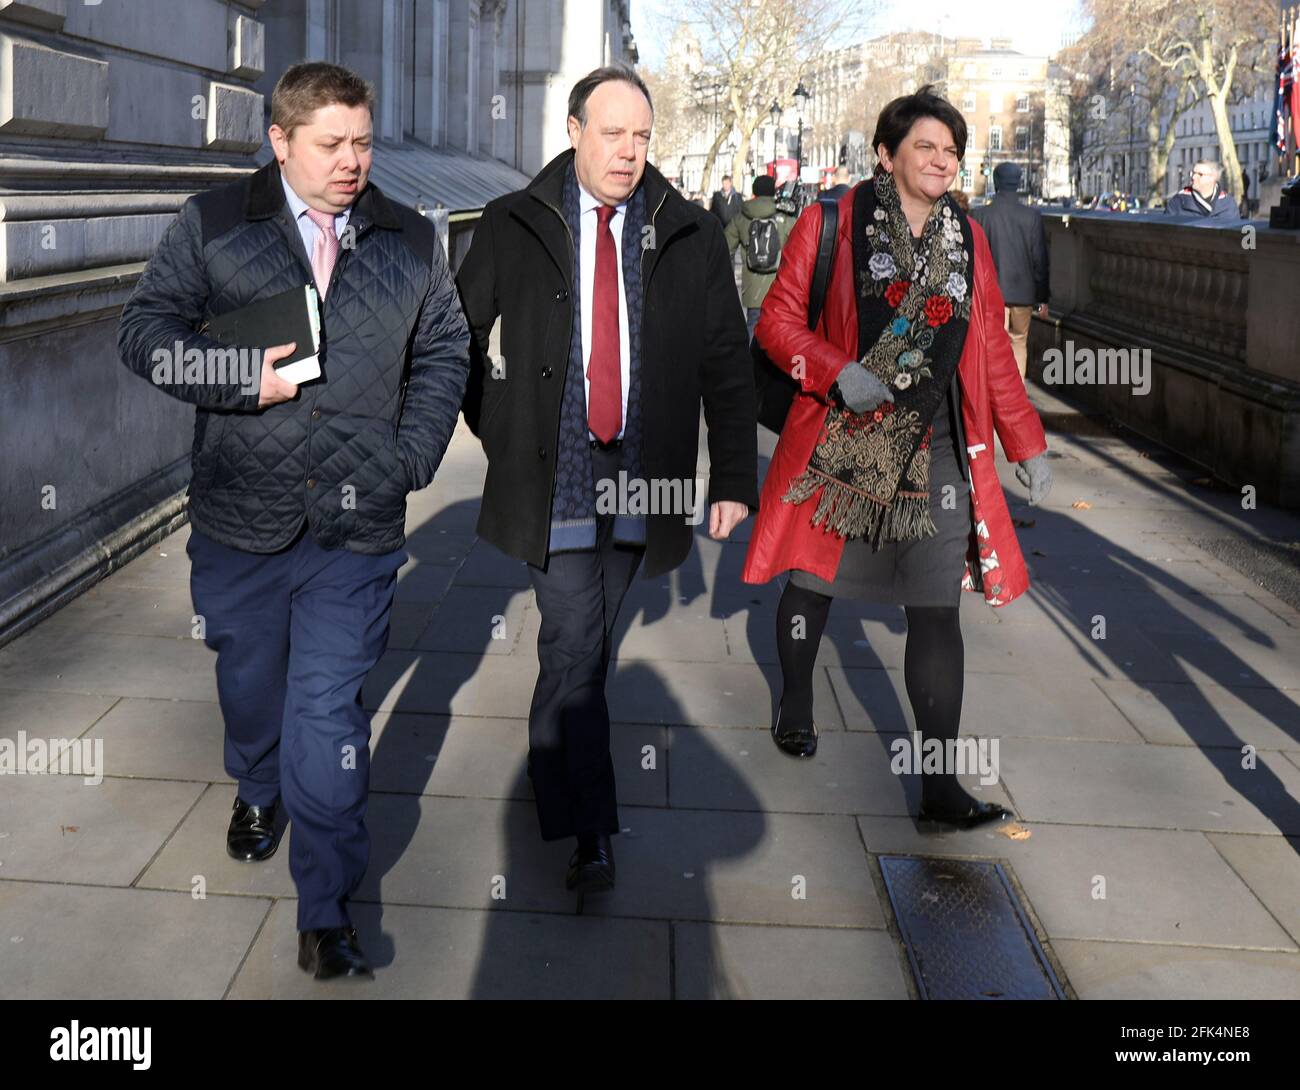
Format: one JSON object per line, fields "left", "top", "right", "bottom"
{"left": 117, "top": 159, "right": 470, "bottom": 554}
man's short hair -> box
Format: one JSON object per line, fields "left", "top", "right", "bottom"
{"left": 272, "top": 62, "right": 375, "bottom": 138}
{"left": 722, "top": 174, "right": 732, "bottom": 182}
{"left": 567, "top": 63, "right": 653, "bottom": 127}
{"left": 833, "top": 165, "right": 850, "bottom": 183}
{"left": 752, "top": 174, "right": 776, "bottom": 197}
{"left": 1193, "top": 160, "right": 1222, "bottom": 179}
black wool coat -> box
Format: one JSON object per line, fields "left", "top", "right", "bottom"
{"left": 455, "top": 149, "right": 760, "bottom": 578}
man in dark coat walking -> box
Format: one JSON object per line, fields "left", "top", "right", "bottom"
{"left": 117, "top": 62, "right": 470, "bottom": 979}
{"left": 709, "top": 175, "right": 742, "bottom": 226}
{"left": 455, "top": 64, "right": 758, "bottom": 893}
{"left": 1165, "top": 159, "right": 1241, "bottom": 221}
{"left": 970, "top": 162, "right": 1049, "bottom": 381}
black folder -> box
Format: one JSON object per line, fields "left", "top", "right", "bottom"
{"left": 205, "top": 284, "right": 322, "bottom": 384}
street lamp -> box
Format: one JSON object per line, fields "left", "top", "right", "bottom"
{"left": 792, "top": 81, "right": 811, "bottom": 171}
{"left": 769, "top": 99, "right": 782, "bottom": 166}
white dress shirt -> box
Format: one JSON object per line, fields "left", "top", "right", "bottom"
{"left": 576, "top": 179, "right": 631, "bottom": 441}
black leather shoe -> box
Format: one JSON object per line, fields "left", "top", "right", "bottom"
{"left": 917, "top": 798, "right": 1014, "bottom": 829}
{"left": 771, "top": 702, "right": 818, "bottom": 758}
{"left": 297, "top": 927, "right": 374, "bottom": 980}
{"left": 227, "top": 796, "right": 278, "bottom": 862}
{"left": 565, "top": 833, "right": 615, "bottom": 893}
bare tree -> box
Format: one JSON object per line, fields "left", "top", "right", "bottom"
{"left": 1078, "top": 0, "right": 1276, "bottom": 198}
{"left": 671, "top": 0, "right": 874, "bottom": 186}
{"left": 1138, "top": 0, "right": 1275, "bottom": 197}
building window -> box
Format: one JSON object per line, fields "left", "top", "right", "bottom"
{"left": 963, "top": 93, "right": 976, "bottom": 111}
{"left": 1018, "top": 67, "right": 1029, "bottom": 77}
{"left": 1015, "top": 126, "right": 1029, "bottom": 152}
{"left": 988, "top": 92, "right": 1002, "bottom": 113}
{"left": 1016, "top": 94, "right": 1029, "bottom": 112}
{"left": 964, "top": 62, "right": 976, "bottom": 77}
{"left": 991, "top": 66, "right": 1002, "bottom": 77}
{"left": 989, "top": 126, "right": 1002, "bottom": 151}
{"left": 968, "top": 123, "right": 976, "bottom": 148}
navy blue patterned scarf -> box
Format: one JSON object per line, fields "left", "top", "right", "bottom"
{"left": 547, "top": 161, "right": 647, "bottom": 553}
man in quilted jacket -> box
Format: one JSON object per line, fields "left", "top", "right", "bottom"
{"left": 116, "top": 62, "right": 470, "bottom": 980}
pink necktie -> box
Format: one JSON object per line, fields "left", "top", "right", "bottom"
{"left": 306, "top": 207, "right": 339, "bottom": 297}
{"left": 587, "top": 204, "right": 621, "bottom": 443}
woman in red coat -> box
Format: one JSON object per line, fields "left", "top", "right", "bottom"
{"left": 742, "top": 86, "right": 1053, "bottom": 829}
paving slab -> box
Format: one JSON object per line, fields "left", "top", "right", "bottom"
{"left": 828, "top": 665, "right": 1143, "bottom": 742}
{"left": 666, "top": 723, "right": 1013, "bottom": 818}
{"left": 0, "top": 880, "right": 269, "bottom": 1000}
{"left": 1094, "top": 678, "right": 1300, "bottom": 751}
{"left": 1052, "top": 939, "right": 1300, "bottom": 1000}
{"left": 999, "top": 737, "right": 1300, "bottom": 835}
{"left": 83, "top": 696, "right": 229, "bottom": 783}
{"left": 0, "top": 687, "right": 118, "bottom": 740}
{"left": 227, "top": 898, "right": 670, "bottom": 999}
{"left": 0, "top": 773, "right": 204, "bottom": 886}
{"left": 673, "top": 921, "right": 909, "bottom": 999}
{"left": 0, "top": 627, "right": 217, "bottom": 702}
{"left": 1204, "top": 833, "right": 1300, "bottom": 947}
{"left": 857, "top": 816, "right": 1297, "bottom": 950}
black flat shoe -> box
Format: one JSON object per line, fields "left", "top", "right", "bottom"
{"left": 771, "top": 703, "right": 818, "bottom": 758}
{"left": 565, "top": 833, "right": 615, "bottom": 893}
{"left": 297, "top": 927, "right": 374, "bottom": 980}
{"left": 917, "top": 798, "right": 1014, "bottom": 830}
{"left": 227, "top": 796, "right": 278, "bottom": 862}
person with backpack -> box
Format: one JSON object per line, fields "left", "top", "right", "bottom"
{"left": 725, "top": 174, "right": 796, "bottom": 341}
{"left": 742, "top": 86, "right": 1053, "bottom": 830}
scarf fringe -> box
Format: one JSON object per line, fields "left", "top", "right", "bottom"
{"left": 782, "top": 471, "right": 936, "bottom": 543}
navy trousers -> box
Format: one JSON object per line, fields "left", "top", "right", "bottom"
{"left": 187, "top": 520, "right": 405, "bottom": 931}
{"left": 526, "top": 444, "right": 644, "bottom": 841}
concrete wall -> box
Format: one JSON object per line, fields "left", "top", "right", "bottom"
{"left": 0, "top": 0, "right": 267, "bottom": 641}
{"left": 1029, "top": 210, "right": 1300, "bottom": 508}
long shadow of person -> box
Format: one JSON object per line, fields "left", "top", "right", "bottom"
{"left": 464, "top": 658, "right": 766, "bottom": 998}
{"left": 358, "top": 498, "right": 530, "bottom": 970}
{"left": 729, "top": 480, "right": 1300, "bottom": 855}
{"left": 356, "top": 495, "right": 767, "bottom": 995}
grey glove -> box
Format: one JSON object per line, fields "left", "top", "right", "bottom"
{"left": 833, "top": 361, "right": 894, "bottom": 413}
{"left": 1015, "top": 452, "right": 1053, "bottom": 505}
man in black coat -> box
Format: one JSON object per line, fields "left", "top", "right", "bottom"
{"left": 709, "top": 175, "right": 742, "bottom": 226}
{"left": 970, "top": 162, "right": 1049, "bottom": 381}
{"left": 1165, "top": 160, "right": 1241, "bottom": 221}
{"left": 117, "top": 62, "right": 470, "bottom": 979}
{"left": 455, "top": 64, "right": 758, "bottom": 893}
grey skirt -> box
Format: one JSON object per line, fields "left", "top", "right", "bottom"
{"left": 789, "top": 375, "right": 971, "bottom": 607}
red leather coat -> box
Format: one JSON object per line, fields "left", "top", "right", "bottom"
{"left": 741, "top": 183, "right": 1048, "bottom": 607}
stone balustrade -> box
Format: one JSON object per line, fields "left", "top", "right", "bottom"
{"left": 1029, "top": 210, "right": 1300, "bottom": 508}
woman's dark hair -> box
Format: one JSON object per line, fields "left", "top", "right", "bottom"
{"left": 871, "top": 84, "right": 967, "bottom": 161}
{"left": 568, "top": 64, "right": 653, "bottom": 127}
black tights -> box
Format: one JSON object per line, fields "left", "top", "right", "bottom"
{"left": 775, "top": 580, "right": 973, "bottom": 809}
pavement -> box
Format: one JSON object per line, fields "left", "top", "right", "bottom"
{"left": 1, "top": 377, "right": 1299, "bottom": 999}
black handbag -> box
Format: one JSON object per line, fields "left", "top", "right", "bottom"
{"left": 752, "top": 194, "right": 841, "bottom": 434}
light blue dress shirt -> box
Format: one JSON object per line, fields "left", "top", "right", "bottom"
{"left": 280, "top": 173, "right": 352, "bottom": 287}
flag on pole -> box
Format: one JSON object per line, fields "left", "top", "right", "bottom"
{"left": 1275, "top": 26, "right": 1294, "bottom": 157}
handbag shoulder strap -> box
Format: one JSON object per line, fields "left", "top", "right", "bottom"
{"left": 806, "top": 194, "right": 839, "bottom": 332}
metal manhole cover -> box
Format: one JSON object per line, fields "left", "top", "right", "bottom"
{"left": 880, "top": 856, "right": 1067, "bottom": 1000}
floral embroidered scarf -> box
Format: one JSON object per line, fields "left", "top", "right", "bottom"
{"left": 782, "top": 169, "right": 974, "bottom": 548}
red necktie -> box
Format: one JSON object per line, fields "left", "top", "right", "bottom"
{"left": 588, "top": 204, "right": 621, "bottom": 443}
